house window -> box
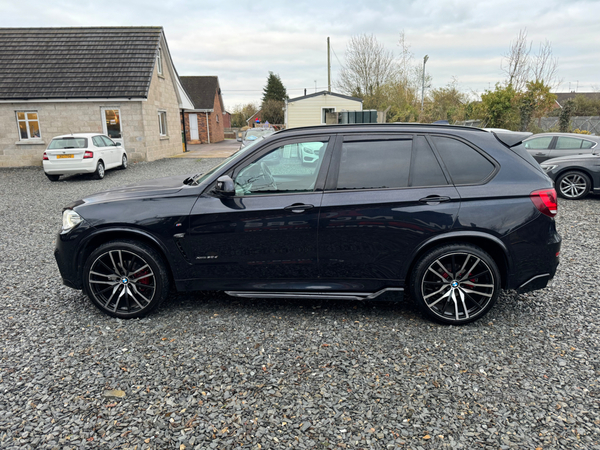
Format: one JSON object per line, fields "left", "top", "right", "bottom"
{"left": 216, "top": 114, "right": 219, "bottom": 123}
{"left": 16, "top": 111, "right": 41, "bottom": 140}
{"left": 157, "top": 47, "right": 163, "bottom": 76}
{"left": 158, "top": 111, "right": 168, "bottom": 136}
{"left": 322, "top": 107, "right": 335, "bottom": 124}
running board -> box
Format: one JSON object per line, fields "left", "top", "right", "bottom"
{"left": 225, "top": 287, "right": 403, "bottom": 301}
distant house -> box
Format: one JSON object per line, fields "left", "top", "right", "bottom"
{"left": 555, "top": 92, "right": 600, "bottom": 107}
{"left": 0, "top": 26, "right": 193, "bottom": 168}
{"left": 180, "top": 76, "right": 225, "bottom": 144}
{"left": 246, "top": 109, "right": 263, "bottom": 127}
{"left": 285, "top": 91, "right": 363, "bottom": 129}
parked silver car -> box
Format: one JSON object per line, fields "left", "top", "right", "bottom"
{"left": 523, "top": 133, "right": 600, "bottom": 163}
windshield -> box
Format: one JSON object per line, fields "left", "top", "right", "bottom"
{"left": 245, "top": 128, "right": 275, "bottom": 141}
{"left": 49, "top": 137, "right": 88, "bottom": 149}
{"left": 191, "top": 139, "right": 264, "bottom": 185}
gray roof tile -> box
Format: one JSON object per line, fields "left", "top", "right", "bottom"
{"left": 0, "top": 27, "right": 162, "bottom": 100}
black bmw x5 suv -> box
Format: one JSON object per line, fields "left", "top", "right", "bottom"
{"left": 55, "top": 124, "right": 561, "bottom": 325}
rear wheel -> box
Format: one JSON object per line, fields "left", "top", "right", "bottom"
{"left": 410, "top": 243, "right": 500, "bottom": 325}
{"left": 82, "top": 240, "right": 170, "bottom": 318}
{"left": 45, "top": 174, "right": 60, "bottom": 181}
{"left": 94, "top": 161, "right": 105, "bottom": 179}
{"left": 556, "top": 171, "right": 591, "bottom": 200}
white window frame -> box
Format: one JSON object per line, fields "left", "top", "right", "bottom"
{"left": 158, "top": 110, "right": 168, "bottom": 136}
{"left": 157, "top": 47, "right": 163, "bottom": 76}
{"left": 16, "top": 111, "right": 41, "bottom": 140}
{"left": 322, "top": 107, "right": 335, "bottom": 124}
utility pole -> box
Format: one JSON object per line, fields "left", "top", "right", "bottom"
{"left": 421, "top": 55, "right": 429, "bottom": 112}
{"left": 327, "top": 37, "right": 331, "bottom": 92}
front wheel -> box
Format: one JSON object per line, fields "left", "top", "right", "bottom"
{"left": 556, "top": 171, "right": 591, "bottom": 200}
{"left": 120, "top": 153, "right": 128, "bottom": 169}
{"left": 410, "top": 244, "right": 500, "bottom": 325}
{"left": 82, "top": 240, "right": 170, "bottom": 318}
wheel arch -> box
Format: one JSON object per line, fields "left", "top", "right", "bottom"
{"left": 77, "top": 227, "right": 175, "bottom": 287}
{"left": 404, "top": 232, "right": 512, "bottom": 289}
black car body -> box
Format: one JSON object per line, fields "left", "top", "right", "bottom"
{"left": 55, "top": 124, "right": 561, "bottom": 325}
{"left": 540, "top": 151, "right": 600, "bottom": 199}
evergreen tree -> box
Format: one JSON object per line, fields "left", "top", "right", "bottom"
{"left": 262, "top": 72, "right": 287, "bottom": 103}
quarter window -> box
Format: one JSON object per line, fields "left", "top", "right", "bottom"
{"left": 234, "top": 141, "right": 327, "bottom": 195}
{"left": 431, "top": 136, "right": 495, "bottom": 185}
{"left": 158, "top": 111, "right": 168, "bottom": 136}
{"left": 337, "top": 139, "right": 412, "bottom": 190}
{"left": 411, "top": 136, "right": 448, "bottom": 187}
{"left": 16, "top": 111, "right": 41, "bottom": 140}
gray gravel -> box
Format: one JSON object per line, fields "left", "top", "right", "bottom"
{"left": 1, "top": 158, "right": 599, "bottom": 450}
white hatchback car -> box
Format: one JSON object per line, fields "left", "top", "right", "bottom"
{"left": 42, "top": 133, "right": 127, "bottom": 181}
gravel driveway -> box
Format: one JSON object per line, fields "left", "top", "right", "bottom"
{"left": 1, "top": 158, "right": 599, "bottom": 450}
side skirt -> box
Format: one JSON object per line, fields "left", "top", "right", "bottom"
{"left": 225, "top": 287, "right": 404, "bottom": 301}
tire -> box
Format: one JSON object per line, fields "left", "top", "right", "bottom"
{"left": 45, "top": 174, "right": 60, "bottom": 181}
{"left": 556, "top": 171, "right": 591, "bottom": 200}
{"left": 94, "top": 161, "right": 105, "bottom": 180}
{"left": 409, "top": 243, "right": 501, "bottom": 325}
{"left": 120, "top": 153, "right": 128, "bottom": 170}
{"left": 82, "top": 240, "right": 170, "bottom": 318}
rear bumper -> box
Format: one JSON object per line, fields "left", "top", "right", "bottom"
{"left": 43, "top": 159, "right": 97, "bottom": 175}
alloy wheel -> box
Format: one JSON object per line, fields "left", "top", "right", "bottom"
{"left": 420, "top": 251, "right": 496, "bottom": 322}
{"left": 88, "top": 249, "right": 156, "bottom": 315}
{"left": 558, "top": 173, "right": 588, "bottom": 199}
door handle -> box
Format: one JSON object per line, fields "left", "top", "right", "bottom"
{"left": 284, "top": 203, "right": 314, "bottom": 213}
{"left": 419, "top": 195, "right": 451, "bottom": 204}
{"left": 535, "top": 152, "right": 545, "bottom": 155}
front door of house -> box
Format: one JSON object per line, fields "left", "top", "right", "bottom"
{"left": 189, "top": 114, "right": 199, "bottom": 141}
{"left": 101, "top": 108, "right": 123, "bottom": 146}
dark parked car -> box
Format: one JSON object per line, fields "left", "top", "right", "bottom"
{"left": 523, "top": 132, "right": 600, "bottom": 163}
{"left": 54, "top": 124, "right": 561, "bottom": 325}
{"left": 540, "top": 151, "right": 600, "bottom": 199}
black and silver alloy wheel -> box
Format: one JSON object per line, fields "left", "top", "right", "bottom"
{"left": 556, "top": 171, "right": 590, "bottom": 200}
{"left": 83, "top": 240, "right": 169, "bottom": 318}
{"left": 94, "top": 161, "right": 105, "bottom": 180}
{"left": 120, "top": 154, "right": 128, "bottom": 169}
{"left": 410, "top": 244, "right": 500, "bottom": 325}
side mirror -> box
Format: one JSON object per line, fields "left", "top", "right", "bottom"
{"left": 237, "top": 136, "right": 242, "bottom": 142}
{"left": 116, "top": 142, "right": 122, "bottom": 146}
{"left": 215, "top": 175, "right": 235, "bottom": 196}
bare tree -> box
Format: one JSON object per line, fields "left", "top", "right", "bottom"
{"left": 531, "top": 40, "right": 561, "bottom": 89}
{"left": 501, "top": 29, "right": 531, "bottom": 91}
{"left": 502, "top": 29, "right": 561, "bottom": 91}
{"left": 337, "top": 34, "right": 396, "bottom": 98}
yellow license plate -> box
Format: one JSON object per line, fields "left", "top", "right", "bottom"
{"left": 57, "top": 154, "right": 74, "bottom": 159}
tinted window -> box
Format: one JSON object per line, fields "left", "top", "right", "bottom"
{"left": 337, "top": 139, "right": 412, "bottom": 190}
{"left": 524, "top": 137, "right": 553, "bottom": 150}
{"left": 411, "top": 136, "right": 448, "bottom": 187}
{"left": 48, "top": 137, "right": 87, "bottom": 149}
{"left": 431, "top": 136, "right": 495, "bottom": 185}
{"left": 234, "top": 141, "right": 326, "bottom": 195}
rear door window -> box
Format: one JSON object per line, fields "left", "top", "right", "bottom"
{"left": 431, "top": 136, "right": 496, "bottom": 185}
{"left": 410, "top": 136, "right": 449, "bottom": 187}
{"left": 555, "top": 137, "right": 585, "bottom": 149}
{"left": 337, "top": 138, "right": 412, "bottom": 190}
{"left": 524, "top": 137, "right": 553, "bottom": 149}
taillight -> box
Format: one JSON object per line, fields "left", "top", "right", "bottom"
{"left": 43, "top": 152, "right": 48, "bottom": 160}
{"left": 83, "top": 151, "right": 93, "bottom": 159}
{"left": 530, "top": 188, "right": 557, "bottom": 217}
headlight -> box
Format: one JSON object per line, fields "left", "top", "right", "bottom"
{"left": 62, "top": 209, "right": 82, "bottom": 231}
{"left": 541, "top": 165, "right": 557, "bottom": 172}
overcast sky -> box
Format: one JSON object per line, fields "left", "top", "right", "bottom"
{"left": 2, "top": 0, "right": 599, "bottom": 110}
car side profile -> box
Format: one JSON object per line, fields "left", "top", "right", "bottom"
{"left": 54, "top": 124, "right": 561, "bottom": 325}
{"left": 43, "top": 133, "right": 128, "bottom": 181}
{"left": 523, "top": 132, "right": 600, "bottom": 163}
{"left": 540, "top": 151, "right": 600, "bottom": 199}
